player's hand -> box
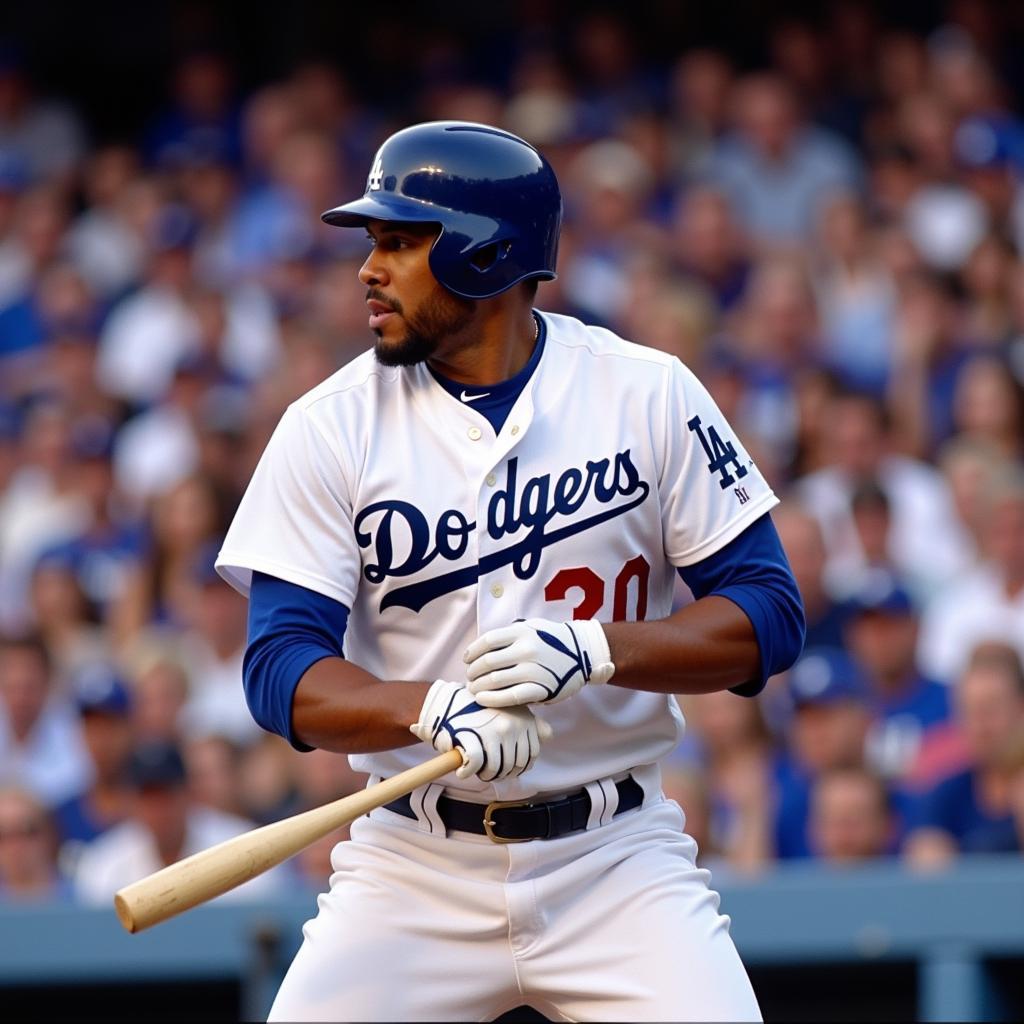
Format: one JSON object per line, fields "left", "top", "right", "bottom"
{"left": 463, "top": 618, "right": 615, "bottom": 708}
{"left": 410, "top": 680, "right": 553, "bottom": 782}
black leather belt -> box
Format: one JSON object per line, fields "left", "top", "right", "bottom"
{"left": 384, "top": 775, "right": 644, "bottom": 843}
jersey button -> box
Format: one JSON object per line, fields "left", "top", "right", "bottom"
{"left": 468, "top": 426, "right": 482, "bottom": 441}
{"left": 490, "top": 583, "right": 504, "bottom": 598}
{"left": 485, "top": 472, "right": 496, "bottom": 486}
{"left": 510, "top": 425, "right": 520, "bottom": 436}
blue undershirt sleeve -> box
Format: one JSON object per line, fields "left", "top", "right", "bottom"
{"left": 243, "top": 571, "right": 351, "bottom": 751}
{"left": 677, "top": 513, "right": 805, "bottom": 697}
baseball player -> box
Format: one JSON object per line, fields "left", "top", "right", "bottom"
{"left": 216, "top": 121, "right": 805, "bottom": 1022}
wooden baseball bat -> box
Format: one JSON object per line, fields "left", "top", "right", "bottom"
{"left": 114, "top": 748, "right": 465, "bottom": 934}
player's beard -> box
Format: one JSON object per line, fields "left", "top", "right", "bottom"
{"left": 370, "top": 287, "right": 477, "bottom": 367}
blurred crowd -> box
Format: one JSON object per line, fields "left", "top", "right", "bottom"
{"left": 3, "top": 2, "right": 1024, "bottom": 904}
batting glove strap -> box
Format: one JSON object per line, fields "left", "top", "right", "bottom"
{"left": 464, "top": 618, "right": 616, "bottom": 709}
{"left": 410, "top": 680, "right": 549, "bottom": 782}
{"left": 574, "top": 618, "right": 615, "bottom": 685}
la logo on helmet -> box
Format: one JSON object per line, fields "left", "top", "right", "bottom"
{"left": 368, "top": 154, "right": 384, "bottom": 191}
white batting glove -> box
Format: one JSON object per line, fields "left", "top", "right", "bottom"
{"left": 410, "top": 680, "right": 553, "bottom": 781}
{"left": 464, "top": 618, "right": 615, "bottom": 708}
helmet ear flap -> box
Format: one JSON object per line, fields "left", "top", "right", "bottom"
{"left": 469, "top": 239, "right": 513, "bottom": 274}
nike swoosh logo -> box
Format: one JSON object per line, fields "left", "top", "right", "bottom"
{"left": 460, "top": 390, "right": 490, "bottom": 403}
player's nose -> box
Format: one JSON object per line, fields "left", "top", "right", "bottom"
{"left": 358, "top": 250, "right": 389, "bottom": 287}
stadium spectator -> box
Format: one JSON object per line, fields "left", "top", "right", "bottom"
{"left": 667, "top": 49, "right": 734, "bottom": 177}
{"left": 668, "top": 186, "right": 750, "bottom": 314}
{"left": 901, "top": 98, "right": 988, "bottom": 271}
{"left": 184, "top": 733, "right": 245, "bottom": 818}
{"left": 918, "top": 470, "right": 1024, "bottom": 682}
{"left": 794, "top": 388, "right": 973, "bottom": 600}
{"left": 179, "top": 541, "right": 261, "bottom": 747}
{"left": 959, "top": 233, "right": 1018, "bottom": 349}
{"left": 570, "top": 12, "right": 657, "bottom": 136}
{"left": 949, "top": 353, "right": 1024, "bottom": 461}
{"left": 73, "top": 739, "right": 282, "bottom": 904}
{"left": 36, "top": 418, "right": 145, "bottom": 622}
{"left": 227, "top": 128, "right": 349, "bottom": 278}
{"left": 173, "top": 139, "right": 240, "bottom": 289}
{"left": 773, "top": 501, "right": 852, "bottom": 650}
{"left": 127, "top": 647, "right": 189, "bottom": 745}
{"left": 904, "top": 644, "right": 1024, "bottom": 867}
{"left": 0, "top": 633, "right": 91, "bottom": 807}
{"left": 888, "top": 270, "right": 988, "bottom": 457}
{"left": 847, "top": 480, "right": 896, "bottom": 578}
{"left": 108, "top": 473, "right": 226, "bottom": 648}
{"left": 613, "top": 266, "right": 716, "bottom": 373}
{"left": 32, "top": 327, "right": 121, "bottom": 429}
{"left": 144, "top": 51, "right": 241, "bottom": 171}
{"left": 773, "top": 648, "right": 874, "bottom": 859}
{"left": 935, "top": 434, "right": 1005, "bottom": 556}
{"left": 0, "top": 260, "right": 99, "bottom": 389}
{"left": 111, "top": 354, "right": 208, "bottom": 507}
{"left": 713, "top": 256, "right": 820, "bottom": 475}
{"left": 843, "top": 575, "right": 964, "bottom": 792}
{"left": 866, "top": 142, "right": 922, "bottom": 223}
{"left": 661, "top": 764, "right": 720, "bottom": 870}
{"left": 237, "top": 733, "right": 295, "bottom": 825}
{"left": 562, "top": 138, "right": 656, "bottom": 322}
{"left": 28, "top": 553, "right": 108, "bottom": 679}
{"left": 0, "top": 785, "right": 70, "bottom": 901}
{"left": 0, "top": 51, "right": 85, "bottom": 186}
{"left": 707, "top": 72, "right": 862, "bottom": 247}
{"left": 676, "top": 689, "right": 775, "bottom": 872}
{"left": 811, "top": 191, "right": 897, "bottom": 394}
{"left": 808, "top": 766, "right": 895, "bottom": 862}
{"left": 953, "top": 117, "right": 1024, "bottom": 255}
{"left": 288, "top": 748, "right": 367, "bottom": 889}
{"left": 53, "top": 665, "right": 133, "bottom": 848}
{"left": 66, "top": 145, "right": 145, "bottom": 299}
{"left": 95, "top": 203, "right": 202, "bottom": 406}
{"left": 0, "top": 399, "right": 90, "bottom": 630}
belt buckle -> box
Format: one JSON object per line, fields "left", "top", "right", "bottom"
{"left": 483, "top": 798, "right": 533, "bottom": 844}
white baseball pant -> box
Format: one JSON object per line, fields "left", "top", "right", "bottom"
{"left": 268, "top": 789, "right": 762, "bottom": 1022}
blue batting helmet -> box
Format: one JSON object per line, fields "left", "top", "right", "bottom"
{"left": 321, "top": 121, "right": 561, "bottom": 300}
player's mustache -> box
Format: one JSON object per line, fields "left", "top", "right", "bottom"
{"left": 366, "top": 287, "right": 404, "bottom": 315}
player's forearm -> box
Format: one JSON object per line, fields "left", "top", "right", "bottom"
{"left": 602, "top": 596, "right": 762, "bottom": 695}
{"left": 291, "top": 657, "right": 430, "bottom": 753}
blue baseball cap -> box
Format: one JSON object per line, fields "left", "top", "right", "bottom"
{"left": 127, "top": 741, "right": 187, "bottom": 789}
{"left": 848, "top": 572, "right": 915, "bottom": 617}
{"left": 788, "top": 648, "right": 868, "bottom": 708}
{"left": 954, "top": 116, "right": 1015, "bottom": 171}
{"left": 74, "top": 663, "right": 132, "bottom": 717}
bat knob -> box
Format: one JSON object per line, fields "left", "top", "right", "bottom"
{"left": 114, "top": 891, "right": 138, "bottom": 933}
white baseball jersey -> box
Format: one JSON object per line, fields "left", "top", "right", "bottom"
{"left": 217, "top": 311, "right": 778, "bottom": 797}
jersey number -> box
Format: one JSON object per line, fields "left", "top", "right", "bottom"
{"left": 544, "top": 555, "right": 651, "bottom": 621}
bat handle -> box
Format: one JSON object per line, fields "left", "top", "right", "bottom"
{"left": 113, "top": 748, "right": 465, "bottom": 933}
